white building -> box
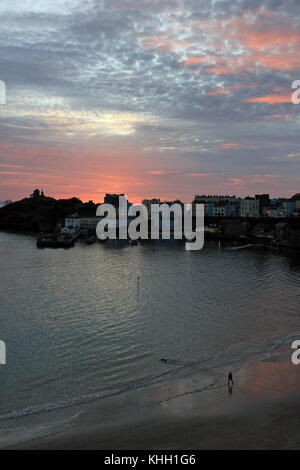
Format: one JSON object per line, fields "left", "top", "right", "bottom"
{"left": 62, "top": 216, "right": 81, "bottom": 234}
{"left": 239, "top": 198, "right": 260, "bottom": 218}
{"left": 79, "top": 217, "right": 102, "bottom": 230}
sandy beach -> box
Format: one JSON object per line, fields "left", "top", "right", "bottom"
{"left": 4, "top": 347, "right": 300, "bottom": 450}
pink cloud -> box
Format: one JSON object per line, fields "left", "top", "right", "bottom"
{"left": 238, "top": 9, "right": 275, "bottom": 19}
{"left": 0, "top": 163, "right": 25, "bottom": 169}
{"left": 226, "top": 177, "right": 244, "bottom": 186}
{"left": 184, "top": 172, "right": 216, "bottom": 177}
{"left": 182, "top": 56, "right": 213, "bottom": 66}
{"left": 180, "top": 11, "right": 300, "bottom": 75}
{"left": 142, "top": 37, "right": 193, "bottom": 52}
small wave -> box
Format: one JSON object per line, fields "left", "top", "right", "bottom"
{"left": 69, "top": 410, "right": 84, "bottom": 422}
{"left": 0, "top": 389, "right": 118, "bottom": 422}
{"left": 0, "top": 367, "right": 181, "bottom": 423}
{"left": 1, "top": 332, "right": 299, "bottom": 424}
{"left": 269, "top": 331, "right": 300, "bottom": 352}
{"left": 0, "top": 426, "right": 27, "bottom": 432}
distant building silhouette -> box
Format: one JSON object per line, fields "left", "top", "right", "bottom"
{"left": 30, "top": 189, "right": 45, "bottom": 199}
{"left": 104, "top": 193, "right": 125, "bottom": 208}
{"left": 30, "top": 189, "right": 40, "bottom": 198}
{"left": 255, "top": 194, "right": 270, "bottom": 216}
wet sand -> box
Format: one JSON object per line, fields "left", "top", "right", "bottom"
{"left": 4, "top": 351, "right": 300, "bottom": 450}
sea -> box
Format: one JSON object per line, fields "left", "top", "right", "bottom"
{"left": 0, "top": 230, "right": 299, "bottom": 445}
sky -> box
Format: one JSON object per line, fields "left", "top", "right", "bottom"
{"left": 0, "top": 0, "right": 300, "bottom": 203}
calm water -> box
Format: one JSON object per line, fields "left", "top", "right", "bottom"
{"left": 0, "top": 231, "right": 299, "bottom": 434}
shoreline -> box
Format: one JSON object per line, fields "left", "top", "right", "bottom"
{"left": 1, "top": 228, "right": 300, "bottom": 255}
{"left": 3, "top": 348, "right": 300, "bottom": 450}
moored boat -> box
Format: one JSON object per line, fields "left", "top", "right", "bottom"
{"left": 86, "top": 236, "right": 97, "bottom": 245}
{"left": 36, "top": 233, "right": 75, "bottom": 248}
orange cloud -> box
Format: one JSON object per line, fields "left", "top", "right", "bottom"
{"left": 271, "top": 114, "right": 296, "bottom": 120}
{"left": 242, "top": 29, "right": 299, "bottom": 50}
{"left": 147, "top": 170, "right": 165, "bottom": 175}
{"left": 218, "top": 142, "right": 243, "bottom": 149}
{"left": 146, "top": 170, "right": 180, "bottom": 175}
{"left": 245, "top": 94, "right": 292, "bottom": 104}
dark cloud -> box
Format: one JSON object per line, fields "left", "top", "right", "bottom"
{"left": 0, "top": 0, "right": 299, "bottom": 200}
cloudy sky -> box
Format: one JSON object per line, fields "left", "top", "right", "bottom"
{"left": 0, "top": 0, "right": 299, "bottom": 203}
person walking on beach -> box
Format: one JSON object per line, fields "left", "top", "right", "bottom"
{"left": 228, "top": 372, "right": 233, "bottom": 388}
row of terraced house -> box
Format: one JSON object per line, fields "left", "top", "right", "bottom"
{"left": 63, "top": 192, "right": 300, "bottom": 235}
{"left": 192, "top": 193, "right": 300, "bottom": 218}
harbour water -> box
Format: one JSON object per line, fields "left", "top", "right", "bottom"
{"left": 0, "top": 231, "right": 299, "bottom": 445}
